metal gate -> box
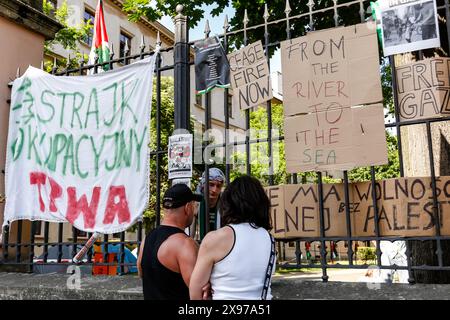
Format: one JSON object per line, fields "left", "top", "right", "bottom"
{"left": 2, "top": 0, "right": 450, "bottom": 284}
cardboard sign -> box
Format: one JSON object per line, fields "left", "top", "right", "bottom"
{"left": 281, "top": 22, "right": 383, "bottom": 117}
{"left": 284, "top": 104, "right": 388, "bottom": 172}
{"left": 395, "top": 57, "right": 450, "bottom": 121}
{"left": 265, "top": 185, "right": 286, "bottom": 239}
{"left": 265, "top": 183, "right": 348, "bottom": 238}
{"left": 228, "top": 41, "right": 273, "bottom": 110}
{"left": 353, "top": 177, "right": 450, "bottom": 237}
{"left": 266, "top": 176, "right": 450, "bottom": 238}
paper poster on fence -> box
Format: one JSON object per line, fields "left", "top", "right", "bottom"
{"left": 280, "top": 22, "right": 383, "bottom": 117}
{"left": 378, "top": 0, "right": 440, "bottom": 56}
{"left": 228, "top": 41, "right": 273, "bottom": 110}
{"left": 395, "top": 57, "right": 450, "bottom": 121}
{"left": 4, "top": 56, "right": 157, "bottom": 234}
{"left": 168, "top": 134, "right": 193, "bottom": 180}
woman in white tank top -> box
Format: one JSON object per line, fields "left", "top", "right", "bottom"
{"left": 189, "top": 175, "right": 275, "bottom": 300}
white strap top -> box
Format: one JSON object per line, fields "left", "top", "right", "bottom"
{"left": 210, "top": 223, "right": 274, "bottom": 300}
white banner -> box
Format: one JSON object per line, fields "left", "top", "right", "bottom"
{"left": 4, "top": 54, "right": 157, "bottom": 234}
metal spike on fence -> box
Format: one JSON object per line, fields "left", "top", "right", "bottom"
{"left": 264, "top": 3, "right": 269, "bottom": 21}
{"left": 110, "top": 43, "right": 115, "bottom": 59}
{"left": 16, "top": 67, "right": 20, "bottom": 78}
{"left": 66, "top": 54, "right": 71, "bottom": 68}
{"left": 333, "top": 0, "right": 339, "bottom": 27}
{"left": 140, "top": 34, "right": 146, "bottom": 51}
{"left": 223, "top": 14, "right": 229, "bottom": 32}
{"left": 125, "top": 39, "right": 130, "bottom": 55}
{"left": 308, "top": 0, "right": 315, "bottom": 30}
{"left": 40, "top": 60, "right": 44, "bottom": 70}
{"left": 204, "top": 19, "right": 211, "bottom": 38}
{"left": 156, "top": 31, "right": 161, "bottom": 47}
{"left": 243, "top": 9, "right": 249, "bottom": 26}
{"left": 52, "top": 56, "right": 57, "bottom": 73}
{"left": 285, "top": 0, "right": 291, "bottom": 16}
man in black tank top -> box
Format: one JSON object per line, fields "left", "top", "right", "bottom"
{"left": 137, "top": 184, "right": 202, "bottom": 300}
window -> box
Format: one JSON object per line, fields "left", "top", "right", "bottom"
{"left": 77, "top": 230, "right": 88, "bottom": 238}
{"left": 34, "top": 221, "right": 42, "bottom": 236}
{"left": 195, "top": 94, "right": 203, "bottom": 107}
{"left": 227, "top": 94, "right": 233, "bottom": 119}
{"left": 120, "top": 32, "right": 132, "bottom": 58}
{"left": 47, "top": 0, "right": 58, "bottom": 15}
{"left": 83, "top": 8, "right": 95, "bottom": 47}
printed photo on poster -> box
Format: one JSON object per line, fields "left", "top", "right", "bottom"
{"left": 379, "top": 0, "right": 440, "bottom": 56}
{"left": 168, "top": 134, "right": 193, "bottom": 180}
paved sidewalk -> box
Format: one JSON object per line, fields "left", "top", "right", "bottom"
{"left": 1, "top": 271, "right": 450, "bottom": 300}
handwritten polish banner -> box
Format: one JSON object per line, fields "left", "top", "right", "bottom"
{"left": 265, "top": 176, "right": 450, "bottom": 239}
{"left": 4, "top": 56, "right": 157, "bottom": 234}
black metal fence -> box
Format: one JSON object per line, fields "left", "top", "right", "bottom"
{"left": 1, "top": 0, "right": 450, "bottom": 284}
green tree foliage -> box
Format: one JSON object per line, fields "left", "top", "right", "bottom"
{"left": 43, "top": 0, "right": 92, "bottom": 71}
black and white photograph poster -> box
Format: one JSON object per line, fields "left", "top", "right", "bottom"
{"left": 379, "top": 0, "right": 440, "bottom": 56}
{"left": 168, "top": 134, "right": 193, "bottom": 180}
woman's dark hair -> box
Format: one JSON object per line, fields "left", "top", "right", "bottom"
{"left": 219, "top": 175, "right": 272, "bottom": 230}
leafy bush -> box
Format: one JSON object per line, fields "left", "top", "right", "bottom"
{"left": 357, "top": 247, "right": 376, "bottom": 262}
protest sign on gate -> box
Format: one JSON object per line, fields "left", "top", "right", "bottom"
{"left": 4, "top": 55, "right": 158, "bottom": 234}
{"left": 228, "top": 41, "right": 273, "bottom": 110}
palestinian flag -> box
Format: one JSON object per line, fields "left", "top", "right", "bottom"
{"left": 88, "top": 0, "right": 110, "bottom": 71}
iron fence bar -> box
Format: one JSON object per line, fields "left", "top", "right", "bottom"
{"left": 72, "top": 227, "right": 77, "bottom": 259}
{"left": 156, "top": 48, "right": 162, "bottom": 227}
{"left": 370, "top": 166, "right": 382, "bottom": 268}
{"left": 264, "top": 4, "right": 274, "bottom": 186}
{"left": 103, "top": 234, "right": 109, "bottom": 266}
{"left": 53, "top": 51, "right": 165, "bottom": 75}
{"left": 426, "top": 121, "right": 444, "bottom": 267}
{"left": 389, "top": 54, "right": 414, "bottom": 282}
{"left": 204, "top": 91, "right": 211, "bottom": 236}
{"left": 29, "top": 221, "right": 36, "bottom": 271}
{"left": 43, "top": 222, "right": 49, "bottom": 263}
{"left": 385, "top": 116, "right": 450, "bottom": 128}
{"left": 223, "top": 16, "right": 231, "bottom": 185}
{"left": 280, "top": 263, "right": 450, "bottom": 271}
{"left": 14, "top": 236, "right": 450, "bottom": 246}
{"left": 15, "top": 221, "right": 22, "bottom": 263}
{"left": 87, "top": 232, "right": 93, "bottom": 263}
{"left": 57, "top": 223, "right": 63, "bottom": 263}
{"left": 2, "top": 225, "right": 9, "bottom": 261}
{"left": 119, "top": 232, "right": 125, "bottom": 274}
{"left": 442, "top": 0, "right": 450, "bottom": 51}
{"left": 295, "top": 240, "right": 301, "bottom": 265}
{"left": 317, "top": 172, "right": 329, "bottom": 282}
{"left": 343, "top": 171, "right": 354, "bottom": 266}
{"left": 389, "top": 56, "right": 405, "bottom": 177}
{"left": 243, "top": 10, "right": 251, "bottom": 176}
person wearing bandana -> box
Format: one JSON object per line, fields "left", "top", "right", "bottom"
{"left": 191, "top": 168, "right": 225, "bottom": 240}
